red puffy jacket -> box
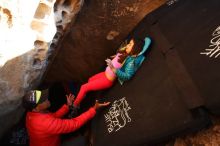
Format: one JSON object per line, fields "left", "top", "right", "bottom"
{"left": 26, "top": 104, "right": 96, "bottom": 146}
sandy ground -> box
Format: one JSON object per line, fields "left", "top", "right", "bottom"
{"left": 166, "top": 117, "right": 220, "bottom": 146}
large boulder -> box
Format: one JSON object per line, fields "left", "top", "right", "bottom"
{"left": 43, "top": 0, "right": 165, "bottom": 84}
{"left": 0, "top": 0, "right": 84, "bottom": 138}
{"left": 0, "top": 0, "right": 165, "bottom": 140}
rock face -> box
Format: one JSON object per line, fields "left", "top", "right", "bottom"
{"left": 0, "top": 0, "right": 84, "bottom": 138}
{"left": 43, "top": 0, "right": 165, "bottom": 84}
{"left": 0, "top": 0, "right": 165, "bottom": 139}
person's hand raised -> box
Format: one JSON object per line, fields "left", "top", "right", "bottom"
{"left": 105, "top": 58, "right": 112, "bottom": 66}
{"left": 105, "top": 58, "right": 116, "bottom": 72}
{"left": 93, "top": 100, "right": 110, "bottom": 110}
{"left": 66, "top": 93, "right": 75, "bottom": 106}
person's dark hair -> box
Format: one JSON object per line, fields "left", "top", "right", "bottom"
{"left": 130, "top": 38, "right": 144, "bottom": 55}
{"left": 117, "top": 38, "right": 144, "bottom": 63}
{"left": 22, "top": 91, "right": 37, "bottom": 111}
{"left": 22, "top": 89, "right": 49, "bottom": 111}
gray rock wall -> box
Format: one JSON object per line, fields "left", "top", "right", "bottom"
{"left": 0, "top": 0, "right": 84, "bottom": 138}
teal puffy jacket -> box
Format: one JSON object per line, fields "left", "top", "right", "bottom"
{"left": 116, "top": 37, "right": 151, "bottom": 85}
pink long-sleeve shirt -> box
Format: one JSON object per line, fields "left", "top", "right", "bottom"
{"left": 105, "top": 53, "right": 122, "bottom": 79}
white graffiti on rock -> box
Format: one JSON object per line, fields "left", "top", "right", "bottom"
{"left": 200, "top": 26, "right": 220, "bottom": 58}
{"left": 104, "top": 97, "right": 131, "bottom": 133}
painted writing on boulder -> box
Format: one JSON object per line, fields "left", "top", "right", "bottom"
{"left": 167, "top": 0, "right": 179, "bottom": 6}
{"left": 104, "top": 97, "right": 131, "bottom": 133}
{"left": 200, "top": 26, "right": 220, "bottom": 58}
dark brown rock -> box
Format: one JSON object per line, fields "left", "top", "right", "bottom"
{"left": 43, "top": 0, "right": 165, "bottom": 84}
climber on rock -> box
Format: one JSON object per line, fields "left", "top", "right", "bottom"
{"left": 72, "top": 37, "right": 151, "bottom": 107}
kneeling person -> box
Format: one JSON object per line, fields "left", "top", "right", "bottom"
{"left": 22, "top": 89, "right": 110, "bottom": 146}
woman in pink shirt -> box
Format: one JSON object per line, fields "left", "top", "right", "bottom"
{"left": 73, "top": 39, "right": 138, "bottom": 107}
